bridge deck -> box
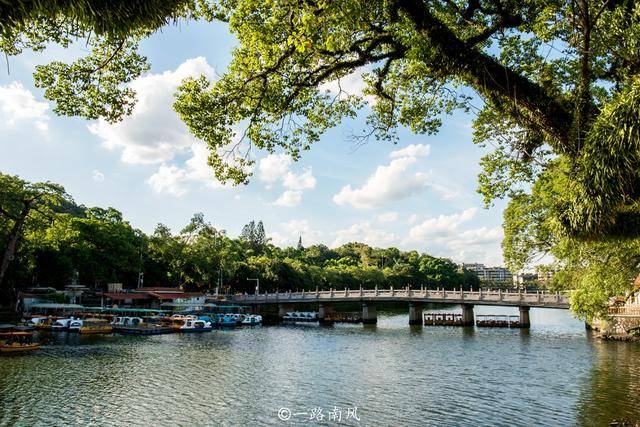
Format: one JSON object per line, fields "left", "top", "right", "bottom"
{"left": 230, "top": 288, "right": 570, "bottom": 309}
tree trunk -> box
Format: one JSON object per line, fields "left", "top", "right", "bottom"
{"left": 0, "top": 204, "right": 30, "bottom": 314}
{"left": 398, "top": 0, "right": 574, "bottom": 153}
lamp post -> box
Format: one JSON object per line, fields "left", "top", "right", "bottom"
{"left": 248, "top": 278, "right": 260, "bottom": 295}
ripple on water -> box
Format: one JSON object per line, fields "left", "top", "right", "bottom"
{"left": 1, "top": 310, "right": 639, "bottom": 426}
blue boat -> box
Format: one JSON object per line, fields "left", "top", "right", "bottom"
{"left": 216, "top": 314, "right": 238, "bottom": 327}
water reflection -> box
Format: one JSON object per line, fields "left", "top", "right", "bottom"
{"left": 575, "top": 340, "right": 640, "bottom": 425}
{"left": 0, "top": 309, "right": 638, "bottom": 426}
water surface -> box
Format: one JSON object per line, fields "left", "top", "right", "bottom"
{"left": 1, "top": 307, "right": 638, "bottom": 426}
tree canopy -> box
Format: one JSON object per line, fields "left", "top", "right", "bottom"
{"left": 3, "top": 1, "right": 640, "bottom": 318}
{"left": 0, "top": 174, "right": 481, "bottom": 311}
{"left": 2, "top": 0, "right": 639, "bottom": 239}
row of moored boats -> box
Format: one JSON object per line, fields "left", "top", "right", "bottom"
{"left": 26, "top": 313, "right": 263, "bottom": 335}
{"left": 0, "top": 313, "right": 263, "bottom": 354}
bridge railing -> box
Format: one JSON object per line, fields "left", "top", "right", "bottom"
{"left": 608, "top": 306, "right": 640, "bottom": 316}
{"left": 229, "top": 288, "right": 570, "bottom": 306}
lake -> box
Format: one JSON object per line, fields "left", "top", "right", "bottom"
{"left": 1, "top": 307, "right": 639, "bottom": 426}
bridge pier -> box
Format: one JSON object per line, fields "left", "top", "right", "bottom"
{"left": 278, "top": 304, "right": 294, "bottom": 318}
{"left": 318, "top": 303, "right": 333, "bottom": 323}
{"left": 519, "top": 306, "right": 531, "bottom": 328}
{"left": 362, "top": 303, "right": 377, "bottom": 324}
{"left": 408, "top": 302, "right": 423, "bottom": 325}
{"left": 461, "top": 304, "right": 474, "bottom": 326}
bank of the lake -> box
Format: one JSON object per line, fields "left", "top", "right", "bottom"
{"left": 1, "top": 307, "right": 639, "bottom": 426}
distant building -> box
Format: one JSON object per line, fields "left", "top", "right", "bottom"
{"left": 462, "top": 263, "right": 485, "bottom": 274}
{"left": 461, "top": 263, "right": 512, "bottom": 284}
{"left": 97, "top": 287, "right": 206, "bottom": 310}
{"left": 483, "top": 267, "right": 512, "bottom": 283}
{"left": 512, "top": 272, "right": 539, "bottom": 286}
{"left": 536, "top": 269, "right": 555, "bottom": 285}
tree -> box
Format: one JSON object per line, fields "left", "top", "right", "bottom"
{"left": 255, "top": 221, "right": 267, "bottom": 246}
{"left": 0, "top": 173, "right": 69, "bottom": 311}
{"left": 240, "top": 219, "right": 269, "bottom": 253}
{"left": 502, "top": 160, "right": 640, "bottom": 319}
{"left": 3, "top": 1, "right": 639, "bottom": 239}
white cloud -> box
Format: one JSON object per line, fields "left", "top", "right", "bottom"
{"left": 436, "top": 226, "right": 504, "bottom": 266}
{"left": 85, "top": 57, "right": 238, "bottom": 196}
{"left": 258, "top": 154, "right": 291, "bottom": 185}
{"left": 408, "top": 214, "right": 422, "bottom": 224}
{"left": 429, "top": 181, "right": 463, "bottom": 200}
{"left": 147, "top": 142, "right": 228, "bottom": 196}
{"left": 332, "top": 221, "right": 397, "bottom": 248}
{"left": 390, "top": 144, "right": 430, "bottom": 159}
{"left": 333, "top": 156, "right": 430, "bottom": 209}
{"left": 406, "top": 207, "right": 477, "bottom": 241}
{"left": 258, "top": 153, "right": 316, "bottom": 190}
{"left": 399, "top": 208, "right": 503, "bottom": 265}
{"left": 92, "top": 170, "right": 105, "bottom": 182}
{"left": 0, "top": 82, "right": 49, "bottom": 132}
{"left": 273, "top": 190, "right": 303, "bottom": 207}
{"left": 147, "top": 164, "right": 189, "bottom": 197}
{"left": 333, "top": 143, "right": 439, "bottom": 209}
{"left": 282, "top": 168, "right": 316, "bottom": 190}
{"left": 259, "top": 153, "right": 316, "bottom": 206}
{"left": 88, "top": 57, "right": 214, "bottom": 165}
{"left": 319, "top": 70, "right": 373, "bottom": 103}
{"left": 269, "top": 219, "right": 323, "bottom": 247}
{"left": 376, "top": 211, "right": 399, "bottom": 223}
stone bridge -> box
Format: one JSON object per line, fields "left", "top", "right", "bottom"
{"left": 230, "top": 287, "right": 571, "bottom": 327}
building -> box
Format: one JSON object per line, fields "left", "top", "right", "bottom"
{"left": 97, "top": 287, "right": 206, "bottom": 310}
{"left": 461, "top": 263, "right": 512, "bottom": 284}
{"left": 512, "top": 272, "right": 538, "bottom": 286}
{"left": 535, "top": 269, "right": 555, "bottom": 285}
{"left": 462, "top": 263, "right": 485, "bottom": 274}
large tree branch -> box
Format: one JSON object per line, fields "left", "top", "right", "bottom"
{"left": 398, "top": 0, "right": 574, "bottom": 154}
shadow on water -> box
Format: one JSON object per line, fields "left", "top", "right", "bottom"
{"left": 362, "top": 324, "right": 378, "bottom": 333}
{"left": 409, "top": 324, "right": 424, "bottom": 336}
{"left": 461, "top": 326, "right": 475, "bottom": 339}
{"left": 574, "top": 340, "right": 640, "bottom": 426}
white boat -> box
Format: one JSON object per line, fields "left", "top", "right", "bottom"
{"left": 69, "top": 319, "right": 83, "bottom": 332}
{"left": 177, "top": 318, "right": 213, "bottom": 332}
{"left": 241, "top": 314, "right": 262, "bottom": 325}
{"left": 27, "top": 317, "right": 51, "bottom": 329}
{"left": 111, "top": 316, "right": 144, "bottom": 327}
{"left": 51, "top": 318, "right": 74, "bottom": 330}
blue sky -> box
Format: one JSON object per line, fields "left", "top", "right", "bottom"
{"left": 0, "top": 20, "right": 507, "bottom": 265}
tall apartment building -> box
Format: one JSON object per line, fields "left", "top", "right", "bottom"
{"left": 461, "top": 263, "right": 512, "bottom": 284}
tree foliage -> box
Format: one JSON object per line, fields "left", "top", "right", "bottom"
{"left": 502, "top": 161, "right": 640, "bottom": 319}
{"left": 0, "top": 173, "right": 70, "bottom": 309}
{"left": 0, "top": 175, "right": 480, "bottom": 303}
{"left": 2, "top": 0, "right": 639, "bottom": 239}
{"left": 4, "top": 1, "right": 640, "bottom": 317}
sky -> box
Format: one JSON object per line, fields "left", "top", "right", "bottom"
{"left": 0, "top": 20, "right": 508, "bottom": 266}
